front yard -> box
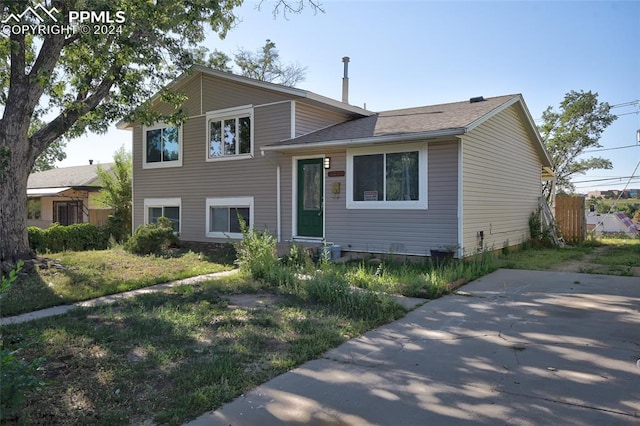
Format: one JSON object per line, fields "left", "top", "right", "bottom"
{"left": 1, "top": 237, "right": 638, "bottom": 424}
{"left": 1, "top": 248, "right": 233, "bottom": 317}
{"left": 2, "top": 277, "right": 401, "bottom": 425}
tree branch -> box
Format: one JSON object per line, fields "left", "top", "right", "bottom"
{"left": 29, "top": 65, "right": 122, "bottom": 157}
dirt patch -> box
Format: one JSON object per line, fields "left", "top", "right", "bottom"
{"left": 226, "top": 293, "right": 286, "bottom": 309}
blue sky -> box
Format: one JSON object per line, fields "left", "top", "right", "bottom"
{"left": 59, "top": 0, "right": 640, "bottom": 192}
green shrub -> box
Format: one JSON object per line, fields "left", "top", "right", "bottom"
{"left": 28, "top": 223, "right": 109, "bottom": 254}
{"left": 104, "top": 214, "right": 130, "bottom": 243}
{"left": 234, "top": 223, "right": 280, "bottom": 282}
{"left": 124, "top": 217, "right": 179, "bottom": 255}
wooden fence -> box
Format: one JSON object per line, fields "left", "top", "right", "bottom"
{"left": 89, "top": 209, "right": 113, "bottom": 227}
{"left": 555, "top": 196, "right": 586, "bottom": 244}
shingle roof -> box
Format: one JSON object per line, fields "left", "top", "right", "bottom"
{"left": 27, "top": 163, "right": 114, "bottom": 189}
{"left": 270, "top": 94, "right": 518, "bottom": 146}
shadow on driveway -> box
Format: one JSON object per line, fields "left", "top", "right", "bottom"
{"left": 188, "top": 269, "right": 640, "bottom": 425}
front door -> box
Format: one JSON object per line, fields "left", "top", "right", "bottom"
{"left": 297, "top": 158, "right": 323, "bottom": 238}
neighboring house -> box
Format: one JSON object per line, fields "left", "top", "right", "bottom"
{"left": 121, "top": 65, "right": 554, "bottom": 258}
{"left": 587, "top": 212, "right": 639, "bottom": 237}
{"left": 27, "top": 163, "right": 114, "bottom": 228}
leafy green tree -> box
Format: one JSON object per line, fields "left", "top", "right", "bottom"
{"left": 32, "top": 141, "right": 67, "bottom": 173}
{"left": 539, "top": 90, "right": 617, "bottom": 202}
{"left": 0, "top": 0, "right": 320, "bottom": 262}
{"left": 29, "top": 119, "right": 67, "bottom": 173}
{"left": 96, "top": 147, "right": 132, "bottom": 242}
{"left": 195, "top": 39, "right": 306, "bottom": 86}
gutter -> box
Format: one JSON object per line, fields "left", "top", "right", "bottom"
{"left": 260, "top": 128, "right": 466, "bottom": 153}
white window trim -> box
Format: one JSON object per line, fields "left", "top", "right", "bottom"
{"left": 346, "top": 143, "right": 428, "bottom": 210}
{"left": 205, "top": 196, "right": 254, "bottom": 239}
{"left": 142, "top": 123, "right": 183, "bottom": 169}
{"left": 143, "top": 198, "right": 182, "bottom": 234}
{"left": 205, "top": 105, "right": 254, "bottom": 162}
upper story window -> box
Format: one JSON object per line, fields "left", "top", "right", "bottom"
{"left": 206, "top": 106, "right": 253, "bottom": 161}
{"left": 143, "top": 123, "right": 182, "bottom": 169}
{"left": 346, "top": 143, "right": 428, "bottom": 210}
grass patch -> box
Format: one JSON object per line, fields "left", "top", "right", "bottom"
{"left": 1, "top": 278, "right": 403, "bottom": 425}
{"left": 592, "top": 239, "right": 640, "bottom": 266}
{"left": 497, "top": 245, "right": 594, "bottom": 270}
{"left": 334, "top": 253, "right": 499, "bottom": 299}
{"left": 1, "top": 248, "right": 231, "bottom": 317}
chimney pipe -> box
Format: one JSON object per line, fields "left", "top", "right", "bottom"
{"left": 89, "top": 159, "right": 93, "bottom": 165}
{"left": 342, "top": 56, "right": 350, "bottom": 104}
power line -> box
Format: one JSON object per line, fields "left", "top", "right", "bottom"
{"left": 532, "top": 99, "right": 639, "bottom": 122}
{"left": 575, "top": 179, "right": 640, "bottom": 189}
{"left": 573, "top": 175, "right": 640, "bottom": 184}
{"left": 583, "top": 144, "right": 640, "bottom": 153}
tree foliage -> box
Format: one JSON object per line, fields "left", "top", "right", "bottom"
{"left": 96, "top": 147, "right": 132, "bottom": 242}
{"left": 539, "top": 90, "right": 617, "bottom": 200}
{"left": 194, "top": 39, "right": 306, "bottom": 86}
{"left": 0, "top": 0, "right": 321, "bottom": 261}
{"left": 28, "top": 119, "right": 67, "bottom": 173}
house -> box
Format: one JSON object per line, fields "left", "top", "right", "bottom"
{"left": 121, "top": 65, "right": 554, "bottom": 258}
{"left": 587, "top": 212, "right": 639, "bottom": 237}
{"left": 27, "top": 163, "right": 114, "bottom": 228}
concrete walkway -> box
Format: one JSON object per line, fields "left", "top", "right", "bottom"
{"left": 187, "top": 269, "right": 640, "bottom": 425}
{"left": 1, "top": 269, "right": 239, "bottom": 325}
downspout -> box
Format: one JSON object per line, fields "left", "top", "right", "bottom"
{"left": 260, "top": 149, "right": 282, "bottom": 243}
{"left": 276, "top": 165, "right": 281, "bottom": 242}
{"left": 457, "top": 136, "right": 464, "bottom": 258}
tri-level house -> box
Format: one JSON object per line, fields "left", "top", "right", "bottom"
{"left": 121, "top": 64, "right": 554, "bottom": 258}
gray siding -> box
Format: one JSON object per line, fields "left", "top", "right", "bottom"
{"left": 133, "top": 91, "right": 292, "bottom": 242}
{"left": 295, "top": 102, "right": 351, "bottom": 137}
{"left": 201, "top": 74, "right": 292, "bottom": 112}
{"left": 279, "top": 141, "right": 459, "bottom": 256}
{"left": 462, "top": 104, "right": 542, "bottom": 254}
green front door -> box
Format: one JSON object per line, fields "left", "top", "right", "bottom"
{"left": 297, "top": 158, "right": 323, "bottom": 237}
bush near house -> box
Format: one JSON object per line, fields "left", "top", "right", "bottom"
{"left": 124, "top": 217, "right": 180, "bottom": 256}
{"left": 28, "top": 223, "right": 109, "bottom": 254}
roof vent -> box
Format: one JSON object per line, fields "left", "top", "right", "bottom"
{"left": 470, "top": 96, "right": 485, "bottom": 103}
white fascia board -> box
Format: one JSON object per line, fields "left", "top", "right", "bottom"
{"left": 261, "top": 128, "right": 465, "bottom": 152}
{"left": 465, "top": 95, "right": 521, "bottom": 132}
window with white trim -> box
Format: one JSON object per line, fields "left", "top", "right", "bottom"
{"left": 144, "top": 198, "right": 181, "bottom": 233}
{"left": 346, "top": 144, "right": 428, "bottom": 209}
{"left": 143, "top": 123, "right": 182, "bottom": 168}
{"left": 206, "top": 197, "right": 254, "bottom": 239}
{"left": 206, "top": 106, "right": 253, "bottom": 160}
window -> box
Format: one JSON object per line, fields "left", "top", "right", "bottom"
{"left": 347, "top": 144, "right": 427, "bottom": 209}
{"left": 206, "top": 197, "right": 254, "bottom": 239}
{"left": 27, "top": 199, "right": 41, "bottom": 219}
{"left": 143, "top": 124, "right": 182, "bottom": 168}
{"left": 206, "top": 106, "right": 253, "bottom": 160}
{"left": 54, "top": 201, "right": 83, "bottom": 225}
{"left": 144, "top": 198, "right": 181, "bottom": 233}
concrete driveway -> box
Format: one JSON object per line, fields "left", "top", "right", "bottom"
{"left": 188, "top": 269, "right": 640, "bottom": 425}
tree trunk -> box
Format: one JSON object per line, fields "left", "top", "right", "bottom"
{"left": 0, "top": 121, "right": 33, "bottom": 262}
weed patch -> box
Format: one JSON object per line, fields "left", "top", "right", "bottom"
{"left": 1, "top": 281, "right": 395, "bottom": 425}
